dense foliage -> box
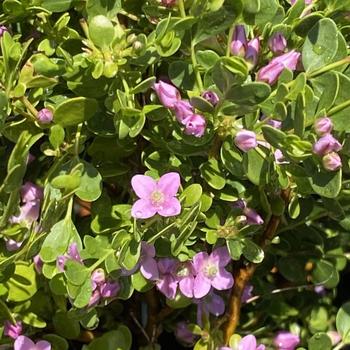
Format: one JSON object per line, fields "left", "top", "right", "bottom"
{"left": 2, "top": 0, "right": 350, "bottom": 349}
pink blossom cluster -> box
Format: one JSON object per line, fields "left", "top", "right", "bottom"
{"left": 139, "top": 242, "right": 234, "bottom": 300}
{"left": 153, "top": 80, "right": 206, "bottom": 137}
{"left": 312, "top": 117, "right": 342, "bottom": 171}
{"left": 56, "top": 243, "right": 119, "bottom": 306}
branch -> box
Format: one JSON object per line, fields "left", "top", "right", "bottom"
{"left": 222, "top": 189, "right": 290, "bottom": 344}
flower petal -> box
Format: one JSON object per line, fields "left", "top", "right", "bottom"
{"left": 192, "top": 252, "right": 209, "bottom": 272}
{"left": 156, "top": 275, "right": 178, "bottom": 299}
{"left": 239, "top": 335, "right": 257, "bottom": 350}
{"left": 179, "top": 276, "right": 194, "bottom": 298}
{"left": 158, "top": 258, "right": 177, "bottom": 274}
{"left": 140, "top": 257, "right": 159, "bottom": 281}
{"left": 193, "top": 275, "right": 211, "bottom": 298}
{"left": 35, "top": 340, "right": 52, "bottom": 350}
{"left": 207, "top": 293, "right": 225, "bottom": 316}
{"left": 157, "top": 198, "right": 181, "bottom": 217}
{"left": 211, "top": 268, "right": 234, "bottom": 291}
{"left": 14, "top": 336, "right": 35, "bottom": 350}
{"left": 211, "top": 246, "right": 231, "bottom": 267}
{"left": 157, "top": 172, "right": 181, "bottom": 197}
{"left": 256, "top": 345, "right": 266, "bottom": 350}
{"left": 131, "top": 199, "right": 157, "bottom": 219}
{"left": 131, "top": 175, "right": 157, "bottom": 199}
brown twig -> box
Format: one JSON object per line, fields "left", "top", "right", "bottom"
{"left": 145, "top": 288, "right": 160, "bottom": 344}
{"left": 222, "top": 189, "right": 290, "bottom": 344}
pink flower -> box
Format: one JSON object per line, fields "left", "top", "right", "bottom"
{"left": 175, "top": 322, "right": 197, "bottom": 346}
{"left": 327, "top": 331, "right": 341, "bottom": 346}
{"left": 184, "top": 114, "right": 206, "bottom": 137}
{"left": 245, "top": 38, "right": 260, "bottom": 67}
{"left": 4, "top": 320, "right": 22, "bottom": 339}
{"left": 161, "top": 0, "right": 176, "bottom": 6}
{"left": 173, "top": 100, "right": 193, "bottom": 125}
{"left": 195, "top": 291, "right": 225, "bottom": 326}
{"left": 57, "top": 242, "right": 83, "bottom": 272}
{"left": 91, "top": 268, "right": 106, "bottom": 288}
{"left": 140, "top": 241, "right": 159, "bottom": 281}
{"left": 239, "top": 335, "right": 266, "bottom": 350}
{"left": 314, "top": 117, "right": 333, "bottom": 136}
{"left": 231, "top": 25, "right": 247, "bottom": 57}
{"left": 131, "top": 172, "right": 181, "bottom": 219}
{"left": 156, "top": 258, "right": 178, "bottom": 299}
{"left": 192, "top": 247, "right": 233, "bottom": 298}
{"left": 37, "top": 108, "right": 53, "bottom": 124}
{"left": 173, "top": 261, "right": 195, "bottom": 298}
{"left": 243, "top": 207, "right": 264, "bottom": 225}
{"left": 257, "top": 50, "right": 300, "bottom": 85}
{"left": 21, "top": 182, "right": 43, "bottom": 203}
{"left": 100, "top": 280, "right": 119, "bottom": 298}
{"left": 274, "top": 149, "right": 289, "bottom": 165}
{"left": 153, "top": 80, "right": 181, "bottom": 109}
{"left": 274, "top": 331, "right": 300, "bottom": 350}
{"left": 322, "top": 152, "right": 342, "bottom": 171}
{"left": 5, "top": 238, "right": 23, "bottom": 251}
{"left": 33, "top": 254, "right": 43, "bottom": 274}
{"left": 234, "top": 130, "right": 257, "bottom": 152}
{"left": 201, "top": 90, "right": 219, "bottom": 106}
{"left": 268, "top": 33, "right": 287, "bottom": 54}
{"left": 0, "top": 25, "right": 8, "bottom": 37}
{"left": 313, "top": 134, "right": 342, "bottom": 156}
{"left": 241, "top": 284, "right": 254, "bottom": 303}
{"left": 14, "top": 335, "right": 51, "bottom": 350}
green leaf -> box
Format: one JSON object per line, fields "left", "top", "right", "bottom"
{"left": 196, "top": 50, "right": 220, "bottom": 70}
{"left": 54, "top": 97, "right": 98, "bottom": 127}
{"left": 181, "top": 184, "right": 203, "bottom": 207}
{"left": 242, "top": 239, "right": 264, "bottom": 263}
{"left": 261, "top": 125, "right": 286, "bottom": 148}
{"left": 336, "top": 302, "right": 350, "bottom": 343}
{"left": 40, "top": 0, "right": 74, "bottom": 12}
{"left": 87, "top": 328, "right": 132, "bottom": 350}
{"left": 5, "top": 263, "right": 38, "bottom": 302}
{"left": 227, "top": 239, "right": 243, "bottom": 260}
{"left": 86, "top": 0, "right": 122, "bottom": 18}
{"left": 49, "top": 124, "right": 65, "bottom": 149}
{"left": 89, "top": 15, "right": 115, "bottom": 48}
{"left": 130, "top": 77, "right": 156, "bottom": 94}
{"left": 131, "top": 271, "right": 153, "bottom": 292}
{"left": 312, "top": 259, "right": 339, "bottom": 288}
{"left": 64, "top": 260, "right": 90, "bottom": 286}
{"left": 302, "top": 18, "right": 338, "bottom": 72}
{"left": 243, "top": 148, "right": 269, "bottom": 186}
{"left": 294, "top": 93, "right": 305, "bottom": 137}
{"left": 200, "top": 158, "right": 226, "bottom": 190}
{"left": 308, "top": 333, "right": 332, "bottom": 350}
{"left": 225, "top": 82, "right": 271, "bottom": 106}
{"left": 309, "top": 169, "right": 342, "bottom": 199}
{"left": 220, "top": 139, "right": 244, "bottom": 177}
{"left": 42, "top": 334, "right": 69, "bottom": 350}
{"left": 169, "top": 61, "right": 195, "bottom": 91}
{"left": 53, "top": 311, "right": 80, "bottom": 339}
{"left": 75, "top": 160, "right": 102, "bottom": 201}
{"left": 40, "top": 219, "right": 81, "bottom": 263}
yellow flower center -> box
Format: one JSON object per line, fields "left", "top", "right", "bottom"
{"left": 150, "top": 190, "right": 165, "bottom": 207}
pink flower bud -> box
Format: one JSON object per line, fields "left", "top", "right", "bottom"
{"left": 100, "top": 281, "right": 120, "bottom": 298}
{"left": 257, "top": 50, "right": 300, "bottom": 85}
{"left": 322, "top": 152, "right": 342, "bottom": 171}
{"left": 153, "top": 80, "right": 181, "bottom": 109}
{"left": 174, "top": 322, "right": 196, "bottom": 346}
{"left": 231, "top": 25, "right": 247, "bottom": 57}
{"left": 274, "top": 149, "right": 289, "bottom": 165}
{"left": 274, "top": 331, "right": 300, "bottom": 350}
{"left": 161, "top": 0, "right": 176, "bottom": 6}
{"left": 243, "top": 207, "right": 264, "bottom": 225}
{"left": 201, "top": 90, "right": 219, "bottom": 106}
{"left": 314, "top": 117, "right": 333, "bottom": 136}
{"left": 268, "top": 32, "right": 287, "bottom": 54}
{"left": 33, "top": 254, "right": 43, "bottom": 274}
{"left": 173, "top": 100, "right": 193, "bottom": 125}
{"left": 4, "top": 320, "right": 22, "bottom": 339}
{"left": 313, "top": 134, "right": 342, "bottom": 156}
{"left": 88, "top": 289, "right": 101, "bottom": 307}
{"left": 245, "top": 38, "right": 260, "bottom": 67}
{"left": 0, "top": 25, "right": 8, "bottom": 38}
{"left": 234, "top": 130, "right": 257, "bottom": 152}
{"left": 327, "top": 331, "right": 341, "bottom": 346}
{"left": 91, "top": 268, "right": 106, "bottom": 287}
{"left": 37, "top": 108, "right": 53, "bottom": 124}
{"left": 184, "top": 114, "right": 206, "bottom": 137}
{"left": 5, "top": 239, "right": 23, "bottom": 251}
